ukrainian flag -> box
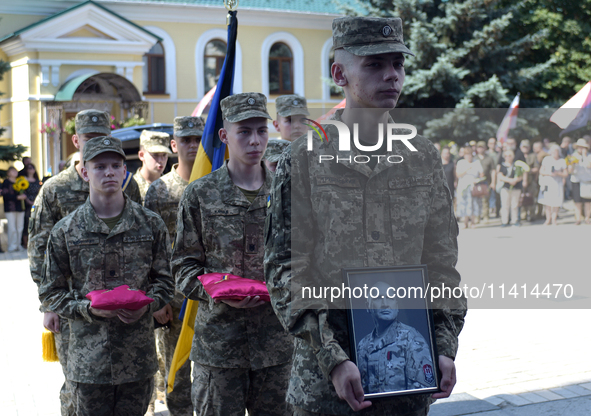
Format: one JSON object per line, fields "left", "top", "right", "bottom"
{"left": 167, "top": 9, "right": 238, "bottom": 393}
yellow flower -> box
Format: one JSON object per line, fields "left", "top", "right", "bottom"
{"left": 13, "top": 176, "right": 29, "bottom": 192}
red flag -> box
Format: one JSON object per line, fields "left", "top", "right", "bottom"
{"left": 550, "top": 81, "right": 591, "bottom": 134}
{"left": 496, "top": 93, "right": 520, "bottom": 145}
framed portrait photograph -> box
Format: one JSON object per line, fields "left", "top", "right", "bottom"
{"left": 343, "top": 265, "right": 440, "bottom": 399}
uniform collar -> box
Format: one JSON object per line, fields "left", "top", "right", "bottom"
{"left": 219, "top": 161, "right": 272, "bottom": 210}
{"left": 171, "top": 164, "right": 189, "bottom": 186}
{"left": 367, "top": 320, "right": 402, "bottom": 352}
{"left": 66, "top": 163, "right": 90, "bottom": 192}
{"left": 81, "top": 194, "right": 136, "bottom": 237}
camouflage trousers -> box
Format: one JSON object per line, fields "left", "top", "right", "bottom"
{"left": 293, "top": 403, "right": 429, "bottom": 416}
{"left": 72, "top": 377, "right": 154, "bottom": 416}
{"left": 155, "top": 307, "right": 193, "bottom": 415}
{"left": 192, "top": 361, "right": 292, "bottom": 416}
{"left": 54, "top": 317, "right": 76, "bottom": 416}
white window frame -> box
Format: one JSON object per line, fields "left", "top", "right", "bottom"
{"left": 261, "top": 32, "right": 304, "bottom": 98}
{"left": 143, "top": 26, "right": 177, "bottom": 99}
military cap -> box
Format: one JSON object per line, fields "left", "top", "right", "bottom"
{"left": 140, "top": 130, "right": 172, "bottom": 154}
{"left": 83, "top": 136, "right": 126, "bottom": 162}
{"left": 477, "top": 141, "right": 487, "bottom": 148}
{"left": 275, "top": 94, "right": 310, "bottom": 117}
{"left": 221, "top": 92, "right": 272, "bottom": 123}
{"left": 75, "top": 109, "right": 111, "bottom": 135}
{"left": 332, "top": 16, "right": 414, "bottom": 57}
{"left": 264, "top": 139, "right": 290, "bottom": 163}
{"left": 174, "top": 116, "right": 205, "bottom": 137}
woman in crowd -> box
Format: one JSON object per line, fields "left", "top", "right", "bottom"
{"left": 456, "top": 144, "right": 483, "bottom": 228}
{"left": 1, "top": 167, "right": 27, "bottom": 252}
{"left": 568, "top": 139, "right": 591, "bottom": 225}
{"left": 497, "top": 149, "right": 524, "bottom": 227}
{"left": 538, "top": 144, "right": 568, "bottom": 225}
{"left": 22, "top": 163, "right": 42, "bottom": 247}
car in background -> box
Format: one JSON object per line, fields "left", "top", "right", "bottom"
{"left": 110, "top": 123, "right": 176, "bottom": 174}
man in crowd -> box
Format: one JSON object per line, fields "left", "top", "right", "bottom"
{"left": 28, "top": 109, "right": 142, "bottom": 416}
{"left": 172, "top": 93, "right": 293, "bottom": 415}
{"left": 144, "top": 115, "right": 204, "bottom": 416}
{"left": 476, "top": 141, "right": 495, "bottom": 222}
{"left": 18, "top": 156, "right": 31, "bottom": 177}
{"left": 39, "top": 136, "right": 174, "bottom": 416}
{"left": 265, "top": 16, "right": 466, "bottom": 416}
{"left": 273, "top": 94, "right": 310, "bottom": 142}
{"left": 133, "top": 130, "right": 172, "bottom": 203}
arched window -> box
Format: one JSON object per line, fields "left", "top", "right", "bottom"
{"left": 269, "top": 42, "right": 293, "bottom": 95}
{"left": 204, "top": 39, "right": 227, "bottom": 92}
{"left": 143, "top": 42, "right": 166, "bottom": 94}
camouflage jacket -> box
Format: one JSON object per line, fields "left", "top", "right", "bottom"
{"left": 145, "top": 165, "right": 188, "bottom": 308}
{"left": 38, "top": 196, "right": 174, "bottom": 385}
{"left": 357, "top": 321, "right": 436, "bottom": 395}
{"left": 28, "top": 163, "right": 142, "bottom": 294}
{"left": 264, "top": 110, "right": 467, "bottom": 414}
{"left": 133, "top": 168, "right": 151, "bottom": 204}
{"left": 172, "top": 162, "right": 292, "bottom": 370}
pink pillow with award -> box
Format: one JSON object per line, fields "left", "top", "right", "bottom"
{"left": 198, "top": 273, "right": 270, "bottom": 302}
{"left": 85, "top": 285, "right": 154, "bottom": 310}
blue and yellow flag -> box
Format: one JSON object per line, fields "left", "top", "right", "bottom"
{"left": 167, "top": 9, "right": 238, "bottom": 393}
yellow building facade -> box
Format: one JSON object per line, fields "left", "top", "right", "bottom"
{"left": 0, "top": 0, "right": 344, "bottom": 175}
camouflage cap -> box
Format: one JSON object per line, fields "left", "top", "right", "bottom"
{"left": 140, "top": 130, "right": 172, "bottom": 154}
{"left": 75, "top": 109, "right": 111, "bottom": 135}
{"left": 275, "top": 94, "right": 310, "bottom": 117}
{"left": 477, "top": 141, "right": 486, "bottom": 148}
{"left": 221, "top": 92, "right": 272, "bottom": 123}
{"left": 264, "top": 138, "right": 290, "bottom": 163}
{"left": 83, "top": 136, "right": 126, "bottom": 162}
{"left": 174, "top": 116, "right": 205, "bottom": 137}
{"left": 332, "top": 16, "right": 414, "bottom": 57}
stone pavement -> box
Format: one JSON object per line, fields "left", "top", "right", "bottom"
{"left": 1, "top": 207, "right": 590, "bottom": 415}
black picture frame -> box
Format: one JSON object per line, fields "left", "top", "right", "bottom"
{"left": 343, "top": 265, "right": 441, "bottom": 399}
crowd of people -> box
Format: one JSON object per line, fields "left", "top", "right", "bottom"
{"left": 0, "top": 157, "right": 43, "bottom": 252}
{"left": 438, "top": 135, "right": 591, "bottom": 227}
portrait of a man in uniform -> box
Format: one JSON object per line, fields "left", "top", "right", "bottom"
{"left": 356, "top": 281, "right": 437, "bottom": 396}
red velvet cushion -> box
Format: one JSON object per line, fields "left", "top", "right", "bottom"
{"left": 85, "top": 285, "right": 154, "bottom": 310}
{"left": 198, "top": 273, "right": 270, "bottom": 302}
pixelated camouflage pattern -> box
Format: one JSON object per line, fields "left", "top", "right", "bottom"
{"left": 276, "top": 94, "right": 310, "bottom": 117}
{"left": 332, "top": 16, "right": 414, "bottom": 57}
{"left": 29, "top": 163, "right": 142, "bottom": 289}
{"left": 72, "top": 377, "right": 153, "bottom": 416}
{"left": 82, "top": 135, "right": 126, "bottom": 162}
{"left": 145, "top": 164, "right": 189, "bottom": 308}
{"left": 264, "top": 109, "right": 466, "bottom": 414}
{"left": 191, "top": 361, "right": 292, "bottom": 416}
{"left": 220, "top": 92, "right": 273, "bottom": 123}
{"left": 133, "top": 168, "right": 150, "bottom": 205}
{"left": 75, "top": 109, "right": 111, "bottom": 135}
{"left": 140, "top": 130, "right": 172, "bottom": 154}
{"left": 53, "top": 317, "right": 75, "bottom": 416}
{"left": 156, "top": 306, "right": 193, "bottom": 416}
{"left": 174, "top": 116, "right": 205, "bottom": 137}
{"left": 357, "top": 321, "right": 436, "bottom": 394}
{"left": 171, "top": 162, "right": 292, "bottom": 370}
{"left": 264, "top": 139, "right": 291, "bottom": 163}
{"left": 38, "top": 196, "right": 174, "bottom": 385}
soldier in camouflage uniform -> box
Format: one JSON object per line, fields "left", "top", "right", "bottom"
{"left": 38, "top": 136, "right": 174, "bottom": 416}
{"left": 172, "top": 93, "right": 293, "bottom": 416}
{"left": 263, "top": 138, "right": 290, "bottom": 172}
{"left": 273, "top": 94, "right": 310, "bottom": 142}
{"left": 134, "top": 130, "right": 172, "bottom": 204}
{"left": 264, "top": 16, "right": 467, "bottom": 416}
{"left": 144, "top": 116, "right": 204, "bottom": 416}
{"left": 28, "top": 109, "right": 142, "bottom": 416}
{"left": 357, "top": 283, "right": 436, "bottom": 395}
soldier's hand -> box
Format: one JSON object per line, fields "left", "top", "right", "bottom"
{"left": 432, "top": 355, "right": 456, "bottom": 399}
{"left": 43, "top": 311, "right": 60, "bottom": 333}
{"left": 217, "top": 296, "right": 266, "bottom": 308}
{"left": 89, "top": 307, "right": 119, "bottom": 319}
{"left": 117, "top": 305, "right": 149, "bottom": 324}
{"left": 330, "top": 360, "right": 372, "bottom": 411}
{"left": 153, "top": 303, "right": 173, "bottom": 324}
